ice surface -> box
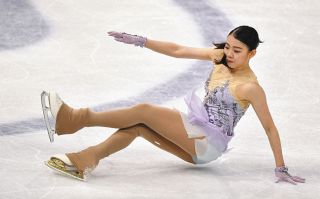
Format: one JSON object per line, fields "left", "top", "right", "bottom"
{"left": 0, "top": 0, "right": 319, "bottom": 198}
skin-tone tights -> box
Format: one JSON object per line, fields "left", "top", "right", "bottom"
{"left": 55, "top": 104, "right": 195, "bottom": 172}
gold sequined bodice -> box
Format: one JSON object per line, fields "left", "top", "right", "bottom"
{"left": 201, "top": 64, "right": 258, "bottom": 137}
{"left": 206, "top": 64, "right": 258, "bottom": 110}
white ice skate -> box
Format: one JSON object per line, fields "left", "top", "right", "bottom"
{"left": 45, "top": 154, "right": 85, "bottom": 181}
{"left": 41, "top": 91, "right": 63, "bottom": 142}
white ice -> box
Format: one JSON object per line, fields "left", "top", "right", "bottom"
{"left": 0, "top": 0, "right": 319, "bottom": 198}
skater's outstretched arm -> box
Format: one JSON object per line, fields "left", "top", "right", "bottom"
{"left": 243, "top": 82, "right": 305, "bottom": 185}
{"left": 107, "top": 31, "right": 223, "bottom": 61}
{"left": 245, "top": 83, "right": 284, "bottom": 167}
{"left": 145, "top": 39, "right": 221, "bottom": 61}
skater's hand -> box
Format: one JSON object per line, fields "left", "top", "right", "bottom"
{"left": 107, "top": 31, "right": 147, "bottom": 48}
{"left": 275, "top": 166, "right": 305, "bottom": 185}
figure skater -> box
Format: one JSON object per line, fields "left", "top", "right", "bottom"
{"left": 41, "top": 25, "right": 305, "bottom": 184}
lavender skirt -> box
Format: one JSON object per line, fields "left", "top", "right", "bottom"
{"left": 174, "top": 89, "right": 231, "bottom": 164}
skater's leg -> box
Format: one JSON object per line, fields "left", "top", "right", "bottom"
{"left": 94, "top": 124, "right": 195, "bottom": 163}
{"left": 86, "top": 105, "right": 143, "bottom": 128}
{"left": 55, "top": 101, "right": 198, "bottom": 155}
{"left": 66, "top": 124, "right": 195, "bottom": 172}
{"left": 86, "top": 104, "right": 198, "bottom": 155}
{"left": 52, "top": 98, "right": 144, "bottom": 135}
{"left": 56, "top": 104, "right": 90, "bottom": 135}
{"left": 41, "top": 91, "right": 91, "bottom": 136}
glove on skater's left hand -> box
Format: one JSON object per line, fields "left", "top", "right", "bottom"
{"left": 275, "top": 166, "right": 305, "bottom": 185}
{"left": 107, "top": 31, "right": 147, "bottom": 48}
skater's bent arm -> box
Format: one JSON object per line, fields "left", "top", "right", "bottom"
{"left": 145, "top": 39, "right": 221, "bottom": 61}
{"left": 244, "top": 83, "right": 285, "bottom": 167}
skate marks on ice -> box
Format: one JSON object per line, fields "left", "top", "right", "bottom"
{"left": 0, "top": 0, "right": 50, "bottom": 50}
{"left": 0, "top": 0, "right": 232, "bottom": 135}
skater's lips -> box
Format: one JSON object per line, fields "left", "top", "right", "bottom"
{"left": 227, "top": 59, "right": 233, "bottom": 63}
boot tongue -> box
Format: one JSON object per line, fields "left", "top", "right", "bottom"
{"left": 49, "top": 92, "right": 63, "bottom": 119}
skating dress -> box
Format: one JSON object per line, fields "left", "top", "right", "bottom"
{"left": 176, "top": 64, "right": 258, "bottom": 164}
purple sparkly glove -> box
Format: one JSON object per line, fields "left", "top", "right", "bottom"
{"left": 107, "top": 31, "right": 147, "bottom": 48}
{"left": 275, "top": 166, "right": 305, "bottom": 185}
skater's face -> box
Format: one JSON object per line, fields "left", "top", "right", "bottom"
{"left": 224, "top": 34, "right": 256, "bottom": 69}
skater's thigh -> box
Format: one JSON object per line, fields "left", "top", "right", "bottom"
{"left": 129, "top": 124, "right": 194, "bottom": 163}
{"left": 137, "top": 104, "right": 197, "bottom": 156}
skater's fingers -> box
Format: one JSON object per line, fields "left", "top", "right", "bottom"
{"left": 115, "top": 38, "right": 125, "bottom": 42}
{"left": 107, "top": 33, "right": 119, "bottom": 37}
{"left": 292, "top": 176, "right": 306, "bottom": 183}
{"left": 276, "top": 176, "right": 297, "bottom": 185}
{"left": 110, "top": 34, "right": 124, "bottom": 39}
{"left": 285, "top": 177, "right": 298, "bottom": 185}
{"left": 294, "top": 176, "right": 305, "bottom": 181}
{"left": 108, "top": 31, "right": 123, "bottom": 37}
{"left": 107, "top": 31, "right": 119, "bottom": 35}
{"left": 107, "top": 32, "right": 118, "bottom": 37}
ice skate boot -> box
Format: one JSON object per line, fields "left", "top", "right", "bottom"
{"left": 44, "top": 154, "right": 86, "bottom": 181}
{"left": 41, "top": 91, "right": 63, "bottom": 142}
{"left": 41, "top": 91, "right": 90, "bottom": 142}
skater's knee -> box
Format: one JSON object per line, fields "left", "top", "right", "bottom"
{"left": 119, "top": 123, "right": 146, "bottom": 137}
{"left": 133, "top": 103, "right": 152, "bottom": 111}
{"left": 132, "top": 102, "right": 152, "bottom": 114}
{"left": 132, "top": 103, "right": 155, "bottom": 123}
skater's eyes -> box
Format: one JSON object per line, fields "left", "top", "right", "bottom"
{"left": 225, "top": 44, "right": 242, "bottom": 53}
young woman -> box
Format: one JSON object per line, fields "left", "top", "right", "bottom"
{"left": 41, "top": 25, "right": 305, "bottom": 184}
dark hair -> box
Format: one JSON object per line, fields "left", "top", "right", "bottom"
{"left": 213, "top": 25, "right": 263, "bottom": 67}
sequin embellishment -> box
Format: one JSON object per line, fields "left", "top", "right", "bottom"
{"left": 203, "top": 79, "right": 246, "bottom": 137}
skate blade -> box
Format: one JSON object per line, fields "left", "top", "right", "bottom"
{"left": 44, "top": 159, "right": 85, "bottom": 181}
{"left": 41, "top": 91, "right": 55, "bottom": 142}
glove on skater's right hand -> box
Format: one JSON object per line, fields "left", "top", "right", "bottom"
{"left": 275, "top": 166, "right": 306, "bottom": 185}
{"left": 107, "top": 31, "right": 147, "bottom": 48}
